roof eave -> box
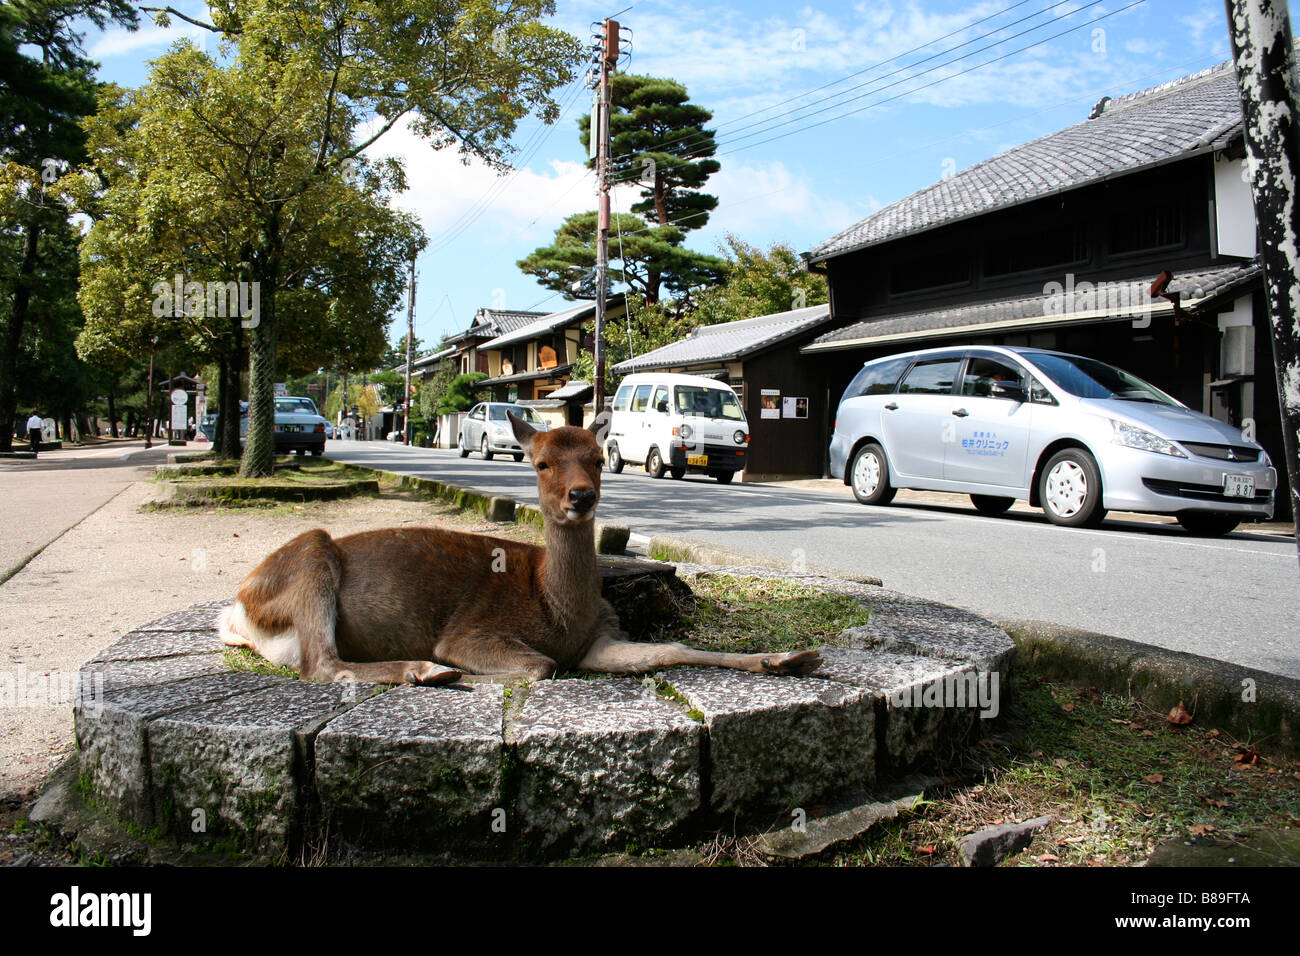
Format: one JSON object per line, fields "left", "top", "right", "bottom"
{"left": 808, "top": 138, "right": 1239, "bottom": 266}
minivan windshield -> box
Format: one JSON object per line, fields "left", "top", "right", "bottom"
{"left": 674, "top": 385, "right": 745, "bottom": 421}
{"left": 1028, "top": 354, "right": 1179, "bottom": 406}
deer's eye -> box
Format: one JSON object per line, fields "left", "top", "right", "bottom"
{"left": 536, "top": 461, "right": 549, "bottom": 470}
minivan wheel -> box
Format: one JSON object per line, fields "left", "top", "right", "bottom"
{"left": 513, "top": 453, "right": 524, "bottom": 462}
{"left": 971, "top": 494, "right": 1014, "bottom": 515}
{"left": 669, "top": 467, "right": 685, "bottom": 479}
{"left": 481, "top": 436, "right": 494, "bottom": 461}
{"left": 458, "top": 436, "right": 469, "bottom": 458}
{"left": 647, "top": 448, "right": 666, "bottom": 479}
{"left": 1040, "top": 449, "right": 1106, "bottom": 527}
{"left": 850, "top": 443, "right": 896, "bottom": 505}
{"left": 607, "top": 443, "right": 625, "bottom": 474}
{"left": 1177, "top": 512, "right": 1240, "bottom": 537}
{"left": 713, "top": 470, "right": 734, "bottom": 484}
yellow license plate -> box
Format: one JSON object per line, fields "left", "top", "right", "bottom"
{"left": 687, "top": 454, "right": 708, "bottom": 467}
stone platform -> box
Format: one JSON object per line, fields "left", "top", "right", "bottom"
{"left": 70, "top": 564, "right": 1015, "bottom": 861}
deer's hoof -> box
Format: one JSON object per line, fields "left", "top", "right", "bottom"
{"left": 761, "top": 650, "right": 822, "bottom": 676}
{"left": 406, "top": 662, "right": 464, "bottom": 686}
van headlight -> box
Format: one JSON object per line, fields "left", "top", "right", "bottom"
{"left": 734, "top": 430, "right": 747, "bottom": 445}
{"left": 679, "top": 424, "right": 693, "bottom": 440}
{"left": 1111, "top": 420, "right": 1186, "bottom": 457}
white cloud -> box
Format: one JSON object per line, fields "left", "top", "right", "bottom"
{"left": 88, "top": 24, "right": 210, "bottom": 59}
{"left": 365, "top": 119, "right": 595, "bottom": 250}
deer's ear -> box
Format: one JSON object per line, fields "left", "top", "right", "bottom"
{"left": 588, "top": 412, "right": 611, "bottom": 445}
{"left": 507, "top": 411, "right": 537, "bottom": 453}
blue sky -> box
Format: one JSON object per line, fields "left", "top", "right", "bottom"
{"left": 79, "top": 0, "right": 1233, "bottom": 352}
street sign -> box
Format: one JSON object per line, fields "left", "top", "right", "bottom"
{"left": 170, "top": 388, "right": 187, "bottom": 406}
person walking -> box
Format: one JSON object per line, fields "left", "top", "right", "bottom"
{"left": 26, "top": 411, "right": 42, "bottom": 458}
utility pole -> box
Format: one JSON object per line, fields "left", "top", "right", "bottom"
{"left": 1225, "top": 0, "right": 1300, "bottom": 570}
{"left": 403, "top": 255, "right": 416, "bottom": 445}
{"left": 592, "top": 17, "right": 620, "bottom": 416}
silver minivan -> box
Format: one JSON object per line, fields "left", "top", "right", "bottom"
{"left": 830, "top": 345, "right": 1276, "bottom": 536}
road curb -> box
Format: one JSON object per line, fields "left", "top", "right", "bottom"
{"left": 998, "top": 618, "right": 1299, "bottom": 756}
{"left": 642, "top": 534, "right": 884, "bottom": 587}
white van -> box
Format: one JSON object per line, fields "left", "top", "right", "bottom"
{"left": 605, "top": 372, "right": 750, "bottom": 482}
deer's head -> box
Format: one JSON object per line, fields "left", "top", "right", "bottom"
{"left": 509, "top": 413, "right": 607, "bottom": 526}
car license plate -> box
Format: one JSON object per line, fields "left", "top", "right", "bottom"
{"left": 1223, "top": 474, "right": 1254, "bottom": 498}
{"left": 687, "top": 454, "right": 708, "bottom": 467}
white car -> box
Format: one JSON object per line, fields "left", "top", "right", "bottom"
{"left": 458, "top": 403, "right": 548, "bottom": 461}
{"left": 605, "top": 372, "right": 750, "bottom": 482}
{"left": 830, "top": 345, "right": 1276, "bottom": 536}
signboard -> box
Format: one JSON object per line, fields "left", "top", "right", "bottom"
{"left": 170, "top": 406, "right": 187, "bottom": 430}
{"left": 760, "top": 389, "right": 781, "bottom": 420}
{"left": 274, "top": 382, "right": 288, "bottom": 397}
{"left": 194, "top": 394, "right": 208, "bottom": 441}
{"left": 170, "top": 388, "right": 187, "bottom": 406}
{"left": 782, "top": 397, "right": 808, "bottom": 419}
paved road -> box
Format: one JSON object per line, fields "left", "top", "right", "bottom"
{"left": 326, "top": 440, "right": 1300, "bottom": 681}
{"left": 0, "top": 440, "right": 171, "bottom": 581}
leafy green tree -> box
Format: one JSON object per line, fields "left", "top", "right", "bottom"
{"left": 582, "top": 73, "right": 720, "bottom": 232}
{"left": 520, "top": 73, "right": 726, "bottom": 309}
{"left": 691, "top": 236, "right": 828, "bottom": 326}
{"left": 437, "top": 371, "right": 487, "bottom": 415}
{"left": 518, "top": 210, "right": 725, "bottom": 307}
{"left": 108, "top": 0, "right": 580, "bottom": 476}
{"left": 0, "top": 0, "right": 137, "bottom": 450}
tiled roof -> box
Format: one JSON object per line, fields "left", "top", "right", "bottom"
{"left": 613, "top": 304, "right": 833, "bottom": 373}
{"left": 810, "top": 63, "right": 1244, "bottom": 263}
{"left": 480, "top": 296, "right": 625, "bottom": 350}
{"left": 804, "top": 261, "right": 1260, "bottom": 352}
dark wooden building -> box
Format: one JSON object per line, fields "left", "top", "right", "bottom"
{"left": 800, "top": 63, "right": 1288, "bottom": 516}
{"left": 611, "top": 304, "right": 841, "bottom": 480}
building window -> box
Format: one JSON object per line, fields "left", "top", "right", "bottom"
{"left": 984, "top": 223, "right": 1088, "bottom": 277}
{"left": 1108, "top": 199, "right": 1185, "bottom": 256}
{"left": 889, "top": 250, "right": 970, "bottom": 295}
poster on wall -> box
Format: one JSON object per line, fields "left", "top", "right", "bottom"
{"left": 760, "top": 388, "right": 781, "bottom": 419}
{"left": 783, "top": 396, "right": 808, "bottom": 419}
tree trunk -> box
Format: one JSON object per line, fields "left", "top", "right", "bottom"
{"left": 1225, "top": 0, "right": 1300, "bottom": 564}
{"left": 217, "top": 322, "right": 243, "bottom": 460}
{"left": 241, "top": 226, "right": 280, "bottom": 478}
{"left": 0, "top": 218, "right": 41, "bottom": 453}
{"left": 107, "top": 387, "right": 118, "bottom": 438}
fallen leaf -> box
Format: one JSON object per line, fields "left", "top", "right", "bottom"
{"left": 1144, "top": 773, "right": 1164, "bottom": 784}
{"left": 1167, "top": 701, "right": 1193, "bottom": 726}
{"left": 1234, "top": 749, "right": 1260, "bottom": 766}
{"left": 1141, "top": 730, "right": 1156, "bottom": 737}
{"left": 1061, "top": 703, "right": 1075, "bottom": 713}
{"left": 1035, "top": 854, "right": 1060, "bottom": 863}
{"left": 1203, "top": 798, "right": 1230, "bottom": 808}
{"left": 1206, "top": 729, "right": 1220, "bottom": 738}
{"left": 917, "top": 845, "right": 936, "bottom": 855}
{"left": 1190, "top": 823, "right": 1216, "bottom": 836}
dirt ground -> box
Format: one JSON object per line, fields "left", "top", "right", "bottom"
{"left": 0, "top": 473, "right": 518, "bottom": 803}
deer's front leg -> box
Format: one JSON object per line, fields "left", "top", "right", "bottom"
{"left": 577, "top": 634, "right": 821, "bottom": 676}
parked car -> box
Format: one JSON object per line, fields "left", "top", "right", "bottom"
{"left": 458, "top": 402, "right": 549, "bottom": 461}
{"left": 830, "top": 345, "right": 1276, "bottom": 536}
{"left": 229, "top": 396, "right": 328, "bottom": 455}
{"left": 605, "top": 372, "right": 750, "bottom": 482}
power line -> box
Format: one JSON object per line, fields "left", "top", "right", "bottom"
{"left": 610, "top": 0, "right": 1058, "bottom": 174}
{"left": 611, "top": 0, "right": 1118, "bottom": 178}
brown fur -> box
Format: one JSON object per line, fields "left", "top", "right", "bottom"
{"left": 220, "top": 413, "right": 821, "bottom": 685}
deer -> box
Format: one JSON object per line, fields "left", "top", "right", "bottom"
{"left": 218, "top": 413, "right": 822, "bottom": 685}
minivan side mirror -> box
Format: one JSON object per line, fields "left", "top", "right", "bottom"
{"left": 991, "top": 381, "right": 1027, "bottom": 403}
{"left": 656, "top": 400, "right": 669, "bottom": 413}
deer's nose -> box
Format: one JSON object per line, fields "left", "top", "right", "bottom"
{"left": 568, "top": 488, "right": 597, "bottom": 512}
